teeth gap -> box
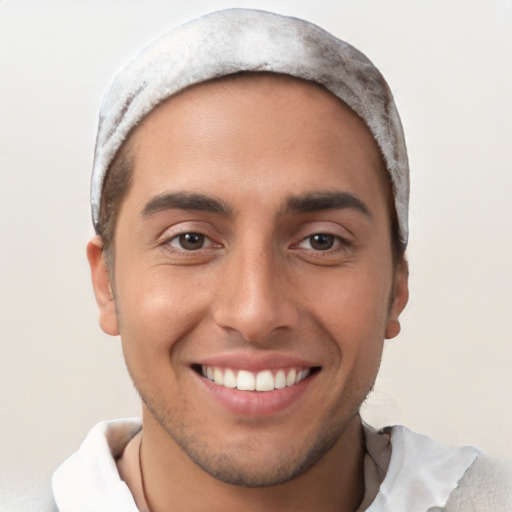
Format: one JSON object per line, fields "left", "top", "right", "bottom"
{"left": 191, "top": 364, "right": 203, "bottom": 375}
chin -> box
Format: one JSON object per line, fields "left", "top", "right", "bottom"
{"left": 145, "top": 397, "right": 355, "bottom": 489}
{"left": 182, "top": 432, "right": 341, "bottom": 488}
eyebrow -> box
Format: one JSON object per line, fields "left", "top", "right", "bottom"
{"left": 282, "top": 191, "right": 371, "bottom": 217}
{"left": 140, "top": 190, "right": 371, "bottom": 220}
{"left": 141, "top": 192, "right": 232, "bottom": 218}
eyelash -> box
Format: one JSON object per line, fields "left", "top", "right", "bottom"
{"left": 161, "top": 231, "right": 350, "bottom": 257}
{"left": 163, "top": 232, "right": 220, "bottom": 253}
{"left": 296, "top": 233, "right": 350, "bottom": 251}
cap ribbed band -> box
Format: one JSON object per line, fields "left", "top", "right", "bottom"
{"left": 91, "top": 8, "right": 409, "bottom": 245}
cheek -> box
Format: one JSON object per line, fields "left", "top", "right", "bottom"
{"left": 303, "top": 264, "right": 392, "bottom": 329}
{"left": 114, "top": 269, "right": 213, "bottom": 366}
{"left": 298, "top": 265, "right": 391, "bottom": 367}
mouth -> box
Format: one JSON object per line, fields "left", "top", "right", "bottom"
{"left": 193, "top": 364, "right": 321, "bottom": 392}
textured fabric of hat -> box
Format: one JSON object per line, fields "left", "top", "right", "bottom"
{"left": 91, "top": 8, "right": 410, "bottom": 244}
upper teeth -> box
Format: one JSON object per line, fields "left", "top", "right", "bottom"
{"left": 202, "top": 366, "right": 311, "bottom": 392}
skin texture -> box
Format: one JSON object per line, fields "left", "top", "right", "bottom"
{"left": 88, "top": 75, "right": 408, "bottom": 512}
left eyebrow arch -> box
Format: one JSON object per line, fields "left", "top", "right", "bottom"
{"left": 141, "top": 192, "right": 232, "bottom": 218}
{"left": 282, "top": 191, "right": 372, "bottom": 218}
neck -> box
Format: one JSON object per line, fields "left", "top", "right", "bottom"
{"left": 135, "top": 410, "right": 365, "bottom": 512}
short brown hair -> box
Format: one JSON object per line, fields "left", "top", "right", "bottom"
{"left": 97, "top": 140, "right": 134, "bottom": 269}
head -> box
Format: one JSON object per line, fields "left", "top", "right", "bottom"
{"left": 87, "top": 10, "right": 409, "bottom": 488}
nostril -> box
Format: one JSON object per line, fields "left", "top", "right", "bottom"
{"left": 213, "top": 303, "right": 300, "bottom": 344}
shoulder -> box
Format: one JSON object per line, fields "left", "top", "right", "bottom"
{"left": 445, "top": 454, "right": 512, "bottom": 512}
{"left": 363, "top": 424, "right": 481, "bottom": 512}
{"left": 51, "top": 418, "right": 142, "bottom": 511}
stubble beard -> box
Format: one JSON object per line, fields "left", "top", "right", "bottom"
{"left": 137, "top": 380, "right": 373, "bottom": 489}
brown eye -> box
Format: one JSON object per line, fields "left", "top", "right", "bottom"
{"left": 308, "top": 234, "right": 335, "bottom": 251}
{"left": 176, "top": 233, "right": 205, "bottom": 250}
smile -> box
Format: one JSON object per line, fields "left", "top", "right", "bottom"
{"left": 201, "top": 366, "right": 312, "bottom": 392}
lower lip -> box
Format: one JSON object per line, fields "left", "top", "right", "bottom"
{"left": 196, "top": 371, "right": 318, "bottom": 417}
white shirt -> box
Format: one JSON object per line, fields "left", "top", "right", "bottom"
{"left": 52, "top": 418, "right": 483, "bottom": 512}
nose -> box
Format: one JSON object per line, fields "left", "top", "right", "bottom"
{"left": 212, "top": 244, "right": 300, "bottom": 344}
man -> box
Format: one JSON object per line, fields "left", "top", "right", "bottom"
{"left": 51, "top": 8, "right": 510, "bottom": 511}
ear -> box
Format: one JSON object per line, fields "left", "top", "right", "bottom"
{"left": 86, "top": 236, "right": 120, "bottom": 336}
{"left": 385, "top": 258, "right": 409, "bottom": 339}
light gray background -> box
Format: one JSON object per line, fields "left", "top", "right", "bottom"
{"left": 1, "top": 0, "right": 511, "bottom": 495}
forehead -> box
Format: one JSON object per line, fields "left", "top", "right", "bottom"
{"left": 137, "top": 73, "right": 374, "bottom": 133}
{"left": 127, "top": 73, "right": 387, "bottom": 190}
{"left": 121, "top": 73, "right": 389, "bottom": 213}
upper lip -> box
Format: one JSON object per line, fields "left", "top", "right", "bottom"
{"left": 194, "top": 352, "right": 321, "bottom": 372}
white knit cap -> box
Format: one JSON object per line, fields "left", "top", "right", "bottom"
{"left": 91, "top": 8, "right": 409, "bottom": 245}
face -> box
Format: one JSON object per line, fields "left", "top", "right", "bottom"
{"left": 89, "top": 75, "right": 408, "bottom": 487}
